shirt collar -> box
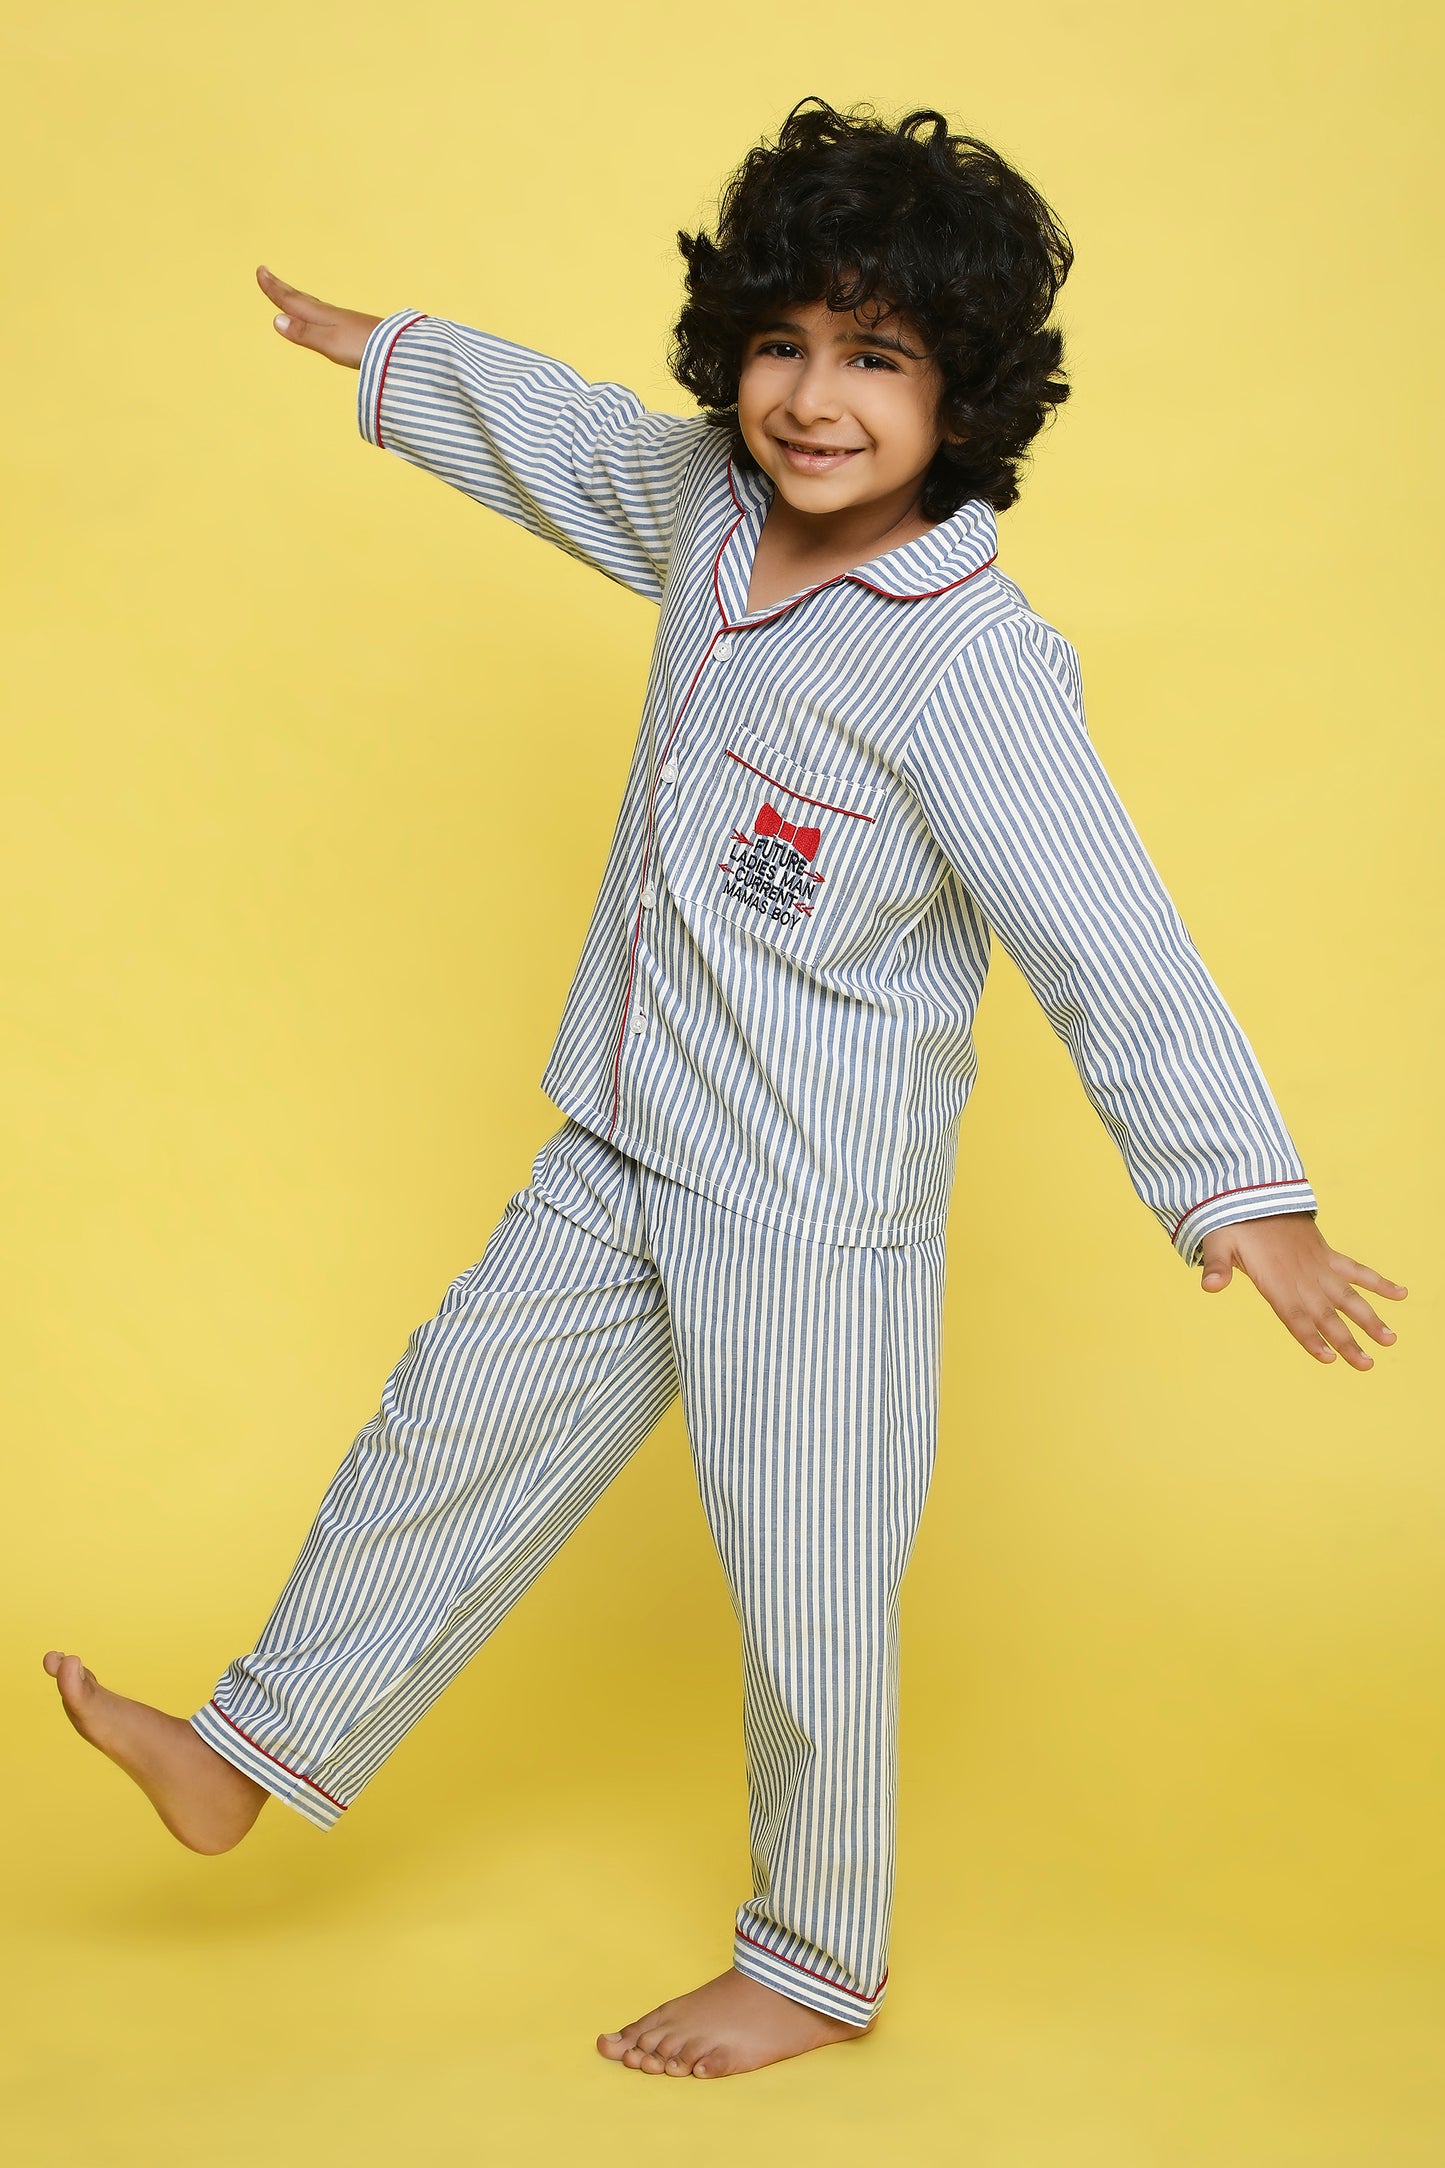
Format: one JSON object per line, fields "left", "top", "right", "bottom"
{"left": 724, "top": 455, "right": 999, "bottom": 612}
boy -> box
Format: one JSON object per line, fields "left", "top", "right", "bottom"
{"left": 45, "top": 100, "right": 1405, "bottom": 2081}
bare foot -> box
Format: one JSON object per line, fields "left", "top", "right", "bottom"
{"left": 596, "top": 1967, "right": 873, "bottom": 2079}
{"left": 42, "top": 1651, "right": 267, "bottom": 1854}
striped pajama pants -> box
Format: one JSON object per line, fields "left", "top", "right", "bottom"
{"left": 192, "top": 1116, "right": 947, "bottom": 2026}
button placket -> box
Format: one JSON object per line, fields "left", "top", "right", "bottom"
{"left": 610, "top": 626, "right": 737, "bottom": 1138}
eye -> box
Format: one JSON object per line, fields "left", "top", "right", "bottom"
{"left": 849, "top": 352, "right": 898, "bottom": 371}
{"left": 754, "top": 339, "right": 802, "bottom": 359}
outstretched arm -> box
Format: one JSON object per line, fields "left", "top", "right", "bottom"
{"left": 256, "top": 265, "right": 708, "bottom": 602}
{"left": 901, "top": 612, "right": 1406, "bottom": 1367}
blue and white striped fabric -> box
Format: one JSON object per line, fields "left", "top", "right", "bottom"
{"left": 194, "top": 1116, "right": 943, "bottom": 2025}
{"left": 355, "top": 310, "right": 1315, "bottom": 1265}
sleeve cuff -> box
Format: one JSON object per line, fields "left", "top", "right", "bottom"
{"left": 1171, "top": 1178, "right": 1319, "bottom": 1266}
{"left": 356, "top": 309, "right": 430, "bottom": 450}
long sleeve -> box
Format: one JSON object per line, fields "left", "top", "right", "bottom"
{"left": 901, "top": 610, "right": 1317, "bottom": 1263}
{"left": 356, "top": 309, "right": 711, "bottom": 603}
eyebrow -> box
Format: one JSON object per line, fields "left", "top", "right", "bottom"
{"left": 751, "top": 316, "right": 925, "bottom": 361}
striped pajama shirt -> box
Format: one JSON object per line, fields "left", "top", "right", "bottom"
{"left": 193, "top": 308, "right": 1316, "bottom": 2023}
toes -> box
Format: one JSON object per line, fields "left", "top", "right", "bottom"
{"left": 56, "top": 1655, "right": 92, "bottom": 1703}
{"left": 53, "top": 1655, "right": 80, "bottom": 1697}
{"left": 649, "top": 2032, "right": 687, "bottom": 2074}
{"left": 652, "top": 2029, "right": 703, "bottom": 2076}
{"left": 603, "top": 2007, "right": 688, "bottom": 2075}
{"left": 692, "top": 2048, "right": 733, "bottom": 2079}
{"left": 597, "top": 2015, "right": 653, "bottom": 2057}
{"left": 618, "top": 2039, "right": 669, "bottom": 2075}
{"left": 612, "top": 2007, "right": 665, "bottom": 2051}
{"left": 43, "top": 1651, "right": 91, "bottom": 1691}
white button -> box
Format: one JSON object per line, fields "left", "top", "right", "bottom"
{"left": 631, "top": 1010, "right": 649, "bottom": 1035}
{"left": 711, "top": 635, "right": 733, "bottom": 664}
{"left": 661, "top": 760, "right": 680, "bottom": 787}
{"left": 641, "top": 881, "right": 657, "bottom": 910}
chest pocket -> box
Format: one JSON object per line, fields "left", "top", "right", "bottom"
{"left": 666, "top": 723, "right": 886, "bottom": 969}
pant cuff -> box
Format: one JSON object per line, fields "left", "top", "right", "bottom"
{"left": 191, "top": 1699, "right": 348, "bottom": 1832}
{"left": 732, "top": 1926, "right": 886, "bottom": 2028}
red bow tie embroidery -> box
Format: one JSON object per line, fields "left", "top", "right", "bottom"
{"left": 755, "top": 802, "right": 821, "bottom": 861}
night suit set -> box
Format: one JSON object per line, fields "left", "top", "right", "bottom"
{"left": 192, "top": 309, "right": 1316, "bottom": 2025}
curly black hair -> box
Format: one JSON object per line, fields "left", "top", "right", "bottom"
{"left": 670, "top": 98, "right": 1074, "bottom": 519}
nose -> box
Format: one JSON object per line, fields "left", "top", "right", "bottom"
{"left": 784, "top": 357, "right": 843, "bottom": 426}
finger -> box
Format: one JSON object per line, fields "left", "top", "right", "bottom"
{"left": 1281, "top": 1305, "right": 1336, "bottom": 1363}
{"left": 1201, "top": 1261, "right": 1233, "bottom": 1292}
{"left": 257, "top": 267, "right": 341, "bottom": 338}
{"left": 1327, "top": 1254, "right": 1409, "bottom": 1299}
{"left": 1314, "top": 1307, "right": 1372, "bottom": 1370}
{"left": 257, "top": 272, "right": 376, "bottom": 369}
{"left": 256, "top": 266, "right": 328, "bottom": 312}
{"left": 269, "top": 300, "right": 344, "bottom": 357}
{"left": 1334, "top": 1288, "right": 1397, "bottom": 1346}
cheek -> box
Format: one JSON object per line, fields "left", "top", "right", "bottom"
{"left": 735, "top": 369, "right": 771, "bottom": 446}
{"left": 735, "top": 407, "right": 769, "bottom": 467}
{"left": 863, "top": 394, "right": 938, "bottom": 467}
{"left": 736, "top": 362, "right": 773, "bottom": 417}
{"left": 891, "top": 392, "right": 947, "bottom": 468}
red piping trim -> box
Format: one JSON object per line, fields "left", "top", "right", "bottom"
{"left": 845, "top": 563, "right": 998, "bottom": 601}
{"left": 1171, "top": 1178, "right": 1312, "bottom": 1242}
{"left": 735, "top": 1926, "right": 887, "bottom": 2005}
{"left": 371, "top": 312, "right": 429, "bottom": 452}
{"left": 206, "top": 1700, "right": 348, "bottom": 1811}
{"left": 723, "top": 748, "right": 874, "bottom": 822}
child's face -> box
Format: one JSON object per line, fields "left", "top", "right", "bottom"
{"left": 736, "top": 297, "right": 950, "bottom": 520}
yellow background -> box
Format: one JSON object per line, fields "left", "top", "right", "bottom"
{"left": 4, "top": 3, "right": 1441, "bottom": 2161}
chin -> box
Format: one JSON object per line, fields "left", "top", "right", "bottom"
{"left": 769, "top": 469, "right": 862, "bottom": 510}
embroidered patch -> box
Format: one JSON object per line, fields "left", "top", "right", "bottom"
{"left": 704, "top": 745, "right": 878, "bottom": 936}
{"left": 715, "top": 800, "right": 828, "bottom": 928}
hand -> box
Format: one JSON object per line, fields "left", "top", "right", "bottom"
{"left": 256, "top": 265, "right": 382, "bottom": 370}
{"left": 1199, "top": 1213, "right": 1406, "bottom": 1370}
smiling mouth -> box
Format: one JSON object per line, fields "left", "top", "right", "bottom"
{"left": 776, "top": 438, "right": 864, "bottom": 462}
